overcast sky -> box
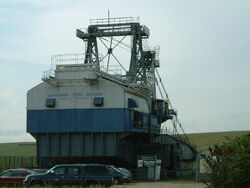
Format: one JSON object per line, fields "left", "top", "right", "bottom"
{"left": 0, "top": 0, "right": 249, "bottom": 143}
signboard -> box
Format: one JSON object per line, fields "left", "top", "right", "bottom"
{"left": 137, "top": 158, "right": 161, "bottom": 167}
{"left": 138, "top": 160, "right": 143, "bottom": 167}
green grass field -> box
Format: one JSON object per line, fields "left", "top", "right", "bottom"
{"left": 0, "top": 142, "right": 36, "bottom": 156}
{"left": 0, "top": 131, "right": 249, "bottom": 156}
{"left": 0, "top": 143, "right": 36, "bottom": 170}
{"left": 186, "top": 130, "right": 250, "bottom": 153}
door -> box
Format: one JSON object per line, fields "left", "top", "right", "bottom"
{"left": 49, "top": 166, "right": 66, "bottom": 186}
{"left": 63, "top": 166, "right": 82, "bottom": 185}
{"left": 11, "top": 170, "right": 27, "bottom": 185}
{"left": 0, "top": 170, "right": 14, "bottom": 186}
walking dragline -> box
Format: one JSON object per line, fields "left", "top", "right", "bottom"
{"left": 27, "top": 17, "right": 197, "bottom": 177}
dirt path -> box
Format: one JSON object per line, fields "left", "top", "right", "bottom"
{"left": 114, "top": 181, "right": 205, "bottom": 188}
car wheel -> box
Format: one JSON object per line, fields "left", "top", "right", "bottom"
{"left": 113, "top": 178, "right": 119, "bottom": 185}
{"left": 31, "top": 181, "right": 44, "bottom": 187}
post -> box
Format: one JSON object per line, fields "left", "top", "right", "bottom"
{"left": 196, "top": 154, "right": 201, "bottom": 182}
{"left": 8, "top": 156, "right": 11, "bottom": 169}
{"left": 13, "top": 156, "right": 15, "bottom": 168}
{"left": 31, "top": 156, "right": 33, "bottom": 168}
{"left": 154, "top": 155, "right": 156, "bottom": 181}
{"left": 5, "top": 156, "right": 7, "bottom": 169}
{"left": 21, "top": 156, "right": 24, "bottom": 167}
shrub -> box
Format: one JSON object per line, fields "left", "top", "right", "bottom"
{"left": 202, "top": 133, "right": 250, "bottom": 188}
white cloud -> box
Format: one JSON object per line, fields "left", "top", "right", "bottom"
{"left": 1, "top": 5, "right": 91, "bottom": 64}
{"left": 0, "top": 90, "right": 18, "bottom": 107}
{"left": 0, "top": 90, "right": 26, "bottom": 137}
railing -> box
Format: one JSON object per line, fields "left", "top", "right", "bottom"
{"left": 42, "top": 54, "right": 85, "bottom": 80}
{"left": 160, "top": 128, "right": 177, "bottom": 135}
{"left": 51, "top": 53, "right": 85, "bottom": 66}
{"left": 99, "top": 65, "right": 124, "bottom": 75}
{"left": 77, "top": 28, "right": 87, "bottom": 33}
{"left": 90, "top": 17, "right": 140, "bottom": 25}
{"left": 132, "top": 122, "right": 162, "bottom": 134}
{"left": 42, "top": 53, "right": 127, "bottom": 81}
{"left": 42, "top": 70, "right": 55, "bottom": 80}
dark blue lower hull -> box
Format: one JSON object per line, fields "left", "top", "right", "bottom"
{"left": 27, "top": 108, "right": 159, "bottom": 133}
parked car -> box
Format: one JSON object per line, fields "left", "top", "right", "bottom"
{"left": 0, "top": 168, "right": 38, "bottom": 186}
{"left": 23, "top": 164, "right": 114, "bottom": 187}
{"left": 118, "top": 167, "right": 133, "bottom": 181}
{"left": 107, "top": 165, "right": 130, "bottom": 184}
{"left": 32, "top": 169, "right": 48, "bottom": 173}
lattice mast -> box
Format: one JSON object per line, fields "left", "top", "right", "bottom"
{"left": 76, "top": 17, "right": 158, "bottom": 98}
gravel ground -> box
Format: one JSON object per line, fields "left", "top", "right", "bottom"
{"left": 113, "top": 181, "right": 205, "bottom": 188}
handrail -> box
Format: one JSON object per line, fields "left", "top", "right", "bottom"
{"left": 90, "top": 17, "right": 140, "bottom": 25}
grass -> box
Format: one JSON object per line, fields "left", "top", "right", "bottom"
{"left": 0, "top": 142, "right": 36, "bottom": 156}
{"left": 186, "top": 130, "right": 250, "bottom": 154}
{"left": 0, "top": 186, "right": 107, "bottom": 188}
{"left": 0, "top": 142, "right": 37, "bottom": 170}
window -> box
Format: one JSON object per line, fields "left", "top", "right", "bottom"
{"left": 45, "top": 98, "right": 56, "bottom": 107}
{"left": 53, "top": 167, "right": 65, "bottom": 175}
{"left": 93, "top": 97, "right": 104, "bottom": 107}
{"left": 128, "top": 98, "right": 138, "bottom": 108}
{"left": 12, "top": 171, "right": 26, "bottom": 177}
{"left": 85, "top": 166, "right": 109, "bottom": 175}
{"left": 134, "top": 111, "right": 143, "bottom": 128}
{"left": 0, "top": 171, "right": 13, "bottom": 177}
{"left": 67, "top": 167, "right": 79, "bottom": 175}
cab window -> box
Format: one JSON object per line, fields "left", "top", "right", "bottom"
{"left": 67, "top": 167, "right": 79, "bottom": 175}
{"left": 53, "top": 167, "right": 65, "bottom": 175}
{"left": 85, "top": 166, "right": 109, "bottom": 175}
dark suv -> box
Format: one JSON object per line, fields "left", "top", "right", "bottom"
{"left": 23, "top": 164, "right": 113, "bottom": 187}
{"left": 107, "top": 165, "right": 130, "bottom": 184}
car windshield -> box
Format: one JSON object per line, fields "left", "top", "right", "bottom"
{"left": 109, "top": 167, "right": 124, "bottom": 174}
{"left": 108, "top": 167, "right": 116, "bottom": 173}
{"left": 26, "top": 169, "right": 39, "bottom": 174}
{"left": 119, "top": 168, "right": 130, "bottom": 173}
{"left": 31, "top": 169, "right": 48, "bottom": 173}
{"left": 0, "top": 169, "right": 39, "bottom": 177}
{"left": 0, "top": 171, "right": 13, "bottom": 177}
{"left": 114, "top": 168, "right": 122, "bottom": 173}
